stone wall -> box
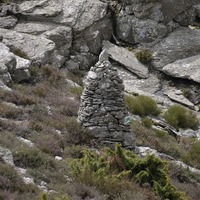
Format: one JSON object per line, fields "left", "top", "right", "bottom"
{"left": 78, "top": 59, "right": 135, "bottom": 149}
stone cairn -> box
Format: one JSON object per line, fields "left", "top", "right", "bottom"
{"left": 78, "top": 52, "right": 135, "bottom": 149}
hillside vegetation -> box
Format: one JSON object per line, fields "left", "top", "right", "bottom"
{"left": 0, "top": 66, "right": 200, "bottom": 199}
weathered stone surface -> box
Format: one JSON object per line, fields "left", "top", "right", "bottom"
{"left": 78, "top": 59, "right": 135, "bottom": 149}
{"left": 0, "top": 16, "right": 18, "bottom": 29}
{"left": 116, "top": 15, "right": 168, "bottom": 44}
{"left": 18, "top": 0, "right": 108, "bottom": 32}
{"left": 18, "top": 0, "right": 62, "bottom": 18}
{"left": 0, "top": 3, "right": 17, "bottom": 17}
{"left": 14, "top": 22, "right": 56, "bottom": 35}
{"left": 11, "top": 56, "right": 31, "bottom": 83}
{"left": 117, "top": 67, "right": 161, "bottom": 94}
{"left": 53, "top": 0, "right": 107, "bottom": 31}
{"left": 103, "top": 41, "right": 149, "bottom": 78}
{"left": 162, "top": 55, "right": 200, "bottom": 84}
{"left": 0, "top": 42, "right": 16, "bottom": 72}
{"left": 160, "top": 0, "right": 194, "bottom": 24}
{"left": 0, "top": 146, "right": 14, "bottom": 165}
{"left": 0, "top": 80, "right": 11, "bottom": 91}
{"left": 164, "top": 89, "right": 195, "bottom": 110}
{"left": 152, "top": 28, "right": 200, "bottom": 69}
{"left": 0, "top": 28, "right": 55, "bottom": 66}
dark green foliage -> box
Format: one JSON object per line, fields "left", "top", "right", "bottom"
{"left": 164, "top": 105, "right": 199, "bottom": 130}
{"left": 135, "top": 49, "right": 152, "bottom": 64}
{"left": 70, "top": 144, "right": 187, "bottom": 200}
{"left": 125, "top": 95, "right": 160, "bottom": 117}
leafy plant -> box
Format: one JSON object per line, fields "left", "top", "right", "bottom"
{"left": 135, "top": 49, "right": 152, "bottom": 64}
{"left": 125, "top": 95, "right": 160, "bottom": 117}
{"left": 164, "top": 105, "right": 199, "bottom": 130}
{"left": 70, "top": 144, "right": 187, "bottom": 199}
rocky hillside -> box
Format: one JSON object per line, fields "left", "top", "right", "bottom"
{"left": 0, "top": 0, "right": 200, "bottom": 199}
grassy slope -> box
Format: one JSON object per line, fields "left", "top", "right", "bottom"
{"left": 0, "top": 66, "right": 200, "bottom": 199}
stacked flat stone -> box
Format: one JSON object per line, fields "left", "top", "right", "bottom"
{"left": 78, "top": 60, "right": 135, "bottom": 149}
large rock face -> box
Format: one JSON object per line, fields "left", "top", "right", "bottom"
{"left": 78, "top": 60, "right": 135, "bottom": 149}
{"left": 103, "top": 41, "right": 149, "bottom": 78}
{"left": 18, "top": 0, "right": 108, "bottom": 32}
{"left": 116, "top": 0, "right": 198, "bottom": 44}
{"left": 152, "top": 28, "right": 200, "bottom": 70}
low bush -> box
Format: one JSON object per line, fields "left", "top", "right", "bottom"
{"left": 70, "top": 144, "right": 187, "bottom": 200}
{"left": 69, "top": 86, "right": 83, "bottom": 100}
{"left": 131, "top": 120, "right": 188, "bottom": 160}
{"left": 182, "top": 141, "right": 200, "bottom": 169}
{"left": 0, "top": 163, "right": 37, "bottom": 194}
{"left": 63, "top": 117, "right": 93, "bottom": 145}
{"left": 125, "top": 95, "right": 160, "bottom": 117}
{"left": 0, "top": 90, "right": 36, "bottom": 106}
{"left": 12, "top": 147, "right": 56, "bottom": 169}
{"left": 135, "top": 49, "right": 152, "bottom": 64}
{"left": 164, "top": 105, "right": 199, "bottom": 130}
{"left": 33, "top": 131, "right": 64, "bottom": 156}
{"left": 0, "top": 103, "right": 23, "bottom": 119}
{"left": 142, "top": 118, "right": 153, "bottom": 128}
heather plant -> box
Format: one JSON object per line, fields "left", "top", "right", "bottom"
{"left": 70, "top": 144, "right": 187, "bottom": 200}
{"left": 12, "top": 147, "right": 56, "bottom": 169}
{"left": 125, "top": 95, "right": 160, "bottom": 117}
{"left": 0, "top": 163, "right": 38, "bottom": 194}
{"left": 182, "top": 141, "right": 200, "bottom": 169}
{"left": 0, "top": 102, "right": 23, "bottom": 119}
{"left": 69, "top": 86, "right": 83, "bottom": 99}
{"left": 164, "top": 105, "right": 199, "bottom": 130}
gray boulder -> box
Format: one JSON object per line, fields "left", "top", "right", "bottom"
{"left": 0, "top": 42, "right": 16, "bottom": 75}
{"left": 11, "top": 56, "right": 31, "bottom": 83}
{"left": 102, "top": 41, "right": 149, "bottom": 78}
{"left": 18, "top": 0, "right": 62, "bottom": 18}
{"left": 14, "top": 22, "right": 56, "bottom": 35}
{"left": 162, "top": 55, "right": 200, "bottom": 84}
{"left": 160, "top": 0, "right": 194, "bottom": 24}
{"left": 116, "top": 15, "right": 168, "bottom": 44}
{"left": 18, "top": 0, "right": 108, "bottom": 32}
{"left": 0, "top": 146, "right": 14, "bottom": 165}
{"left": 164, "top": 89, "right": 195, "bottom": 110}
{"left": 0, "top": 16, "right": 18, "bottom": 29}
{"left": 0, "top": 28, "right": 55, "bottom": 66}
{"left": 152, "top": 28, "right": 200, "bottom": 69}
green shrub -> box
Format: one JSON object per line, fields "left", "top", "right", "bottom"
{"left": 125, "top": 95, "right": 160, "bottom": 117}
{"left": 164, "top": 105, "right": 199, "bottom": 130}
{"left": 70, "top": 144, "right": 187, "bottom": 200}
{"left": 135, "top": 49, "right": 152, "bottom": 64}
{"left": 142, "top": 118, "right": 153, "bottom": 128}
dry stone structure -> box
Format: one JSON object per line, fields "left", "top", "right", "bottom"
{"left": 78, "top": 58, "right": 135, "bottom": 149}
